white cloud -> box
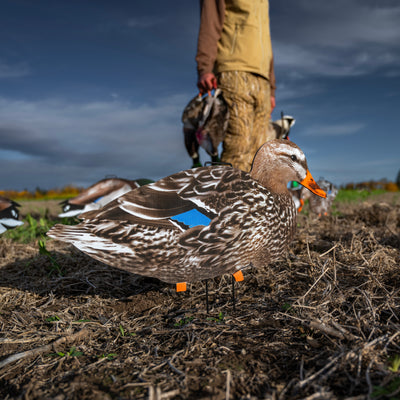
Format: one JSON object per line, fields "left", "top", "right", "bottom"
{"left": 315, "top": 159, "right": 400, "bottom": 186}
{"left": 0, "top": 60, "right": 30, "bottom": 79}
{"left": 0, "top": 94, "right": 193, "bottom": 190}
{"left": 303, "top": 123, "right": 365, "bottom": 137}
{"left": 127, "top": 16, "right": 164, "bottom": 29}
{"left": 357, "top": 158, "right": 400, "bottom": 168}
{"left": 274, "top": 0, "right": 400, "bottom": 48}
{"left": 272, "top": 0, "right": 400, "bottom": 78}
{"left": 274, "top": 41, "right": 400, "bottom": 78}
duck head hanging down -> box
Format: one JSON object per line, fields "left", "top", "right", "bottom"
{"left": 47, "top": 139, "right": 326, "bottom": 291}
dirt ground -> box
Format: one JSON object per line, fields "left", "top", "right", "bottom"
{"left": 1, "top": 193, "right": 399, "bottom": 399}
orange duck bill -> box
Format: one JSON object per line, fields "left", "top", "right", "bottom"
{"left": 300, "top": 170, "right": 327, "bottom": 198}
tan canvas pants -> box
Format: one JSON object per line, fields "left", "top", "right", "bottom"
{"left": 217, "top": 71, "right": 273, "bottom": 172}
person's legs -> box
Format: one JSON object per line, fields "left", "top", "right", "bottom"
{"left": 218, "top": 71, "right": 255, "bottom": 172}
{"left": 218, "top": 72, "right": 273, "bottom": 172}
{"left": 251, "top": 75, "right": 273, "bottom": 160}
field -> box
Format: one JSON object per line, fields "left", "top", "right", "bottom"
{"left": 1, "top": 192, "right": 399, "bottom": 399}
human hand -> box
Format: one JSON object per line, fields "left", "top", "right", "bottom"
{"left": 197, "top": 73, "right": 217, "bottom": 95}
{"left": 270, "top": 96, "right": 276, "bottom": 112}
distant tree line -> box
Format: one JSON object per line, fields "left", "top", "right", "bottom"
{"left": 2, "top": 170, "right": 400, "bottom": 200}
{"left": 0, "top": 186, "right": 82, "bottom": 200}
{"left": 343, "top": 178, "right": 399, "bottom": 192}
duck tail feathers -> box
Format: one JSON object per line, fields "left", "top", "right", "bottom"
{"left": 47, "top": 224, "right": 89, "bottom": 243}
{"left": 47, "top": 224, "right": 135, "bottom": 259}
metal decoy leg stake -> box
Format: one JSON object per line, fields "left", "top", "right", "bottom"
{"left": 231, "top": 271, "right": 243, "bottom": 312}
{"left": 232, "top": 275, "right": 236, "bottom": 312}
{"left": 206, "top": 280, "right": 209, "bottom": 314}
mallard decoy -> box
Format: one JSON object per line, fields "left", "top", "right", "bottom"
{"left": 288, "top": 181, "right": 305, "bottom": 212}
{"left": 303, "top": 178, "right": 338, "bottom": 216}
{"left": 48, "top": 139, "right": 325, "bottom": 292}
{"left": 271, "top": 114, "right": 296, "bottom": 140}
{"left": 0, "top": 196, "right": 24, "bottom": 234}
{"left": 59, "top": 177, "right": 153, "bottom": 218}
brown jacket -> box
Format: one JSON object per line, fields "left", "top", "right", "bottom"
{"left": 196, "top": 0, "right": 276, "bottom": 96}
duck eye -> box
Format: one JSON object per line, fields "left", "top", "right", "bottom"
{"left": 290, "top": 154, "right": 297, "bottom": 162}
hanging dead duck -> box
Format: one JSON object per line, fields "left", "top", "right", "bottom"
{"left": 182, "top": 89, "right": 229, "bottom": 167}
{"left": 182, "top": 93, "right": 296, "bottom": 167}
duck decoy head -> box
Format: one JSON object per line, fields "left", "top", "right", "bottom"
{"left": 250, "top": 139, "right": 326, "bottom": 198}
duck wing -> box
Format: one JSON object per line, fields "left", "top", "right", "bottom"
{"left": 80, "top": 166, "right": 251, "bottom": 231}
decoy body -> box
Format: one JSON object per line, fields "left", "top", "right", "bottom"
{"left": 0, "top": 196, "right": 24, "bottom": 234}
{"left": 48, "top": 140, "right": 325, "bottom": 290}
{"left": 59, "top": 177, "right": 153, "bottom": 218}
{"left": 271, "top": 115, "right": 296, "bottom": 140}
{"left": 304, "top": 178, "right": 338, "bottom": 216}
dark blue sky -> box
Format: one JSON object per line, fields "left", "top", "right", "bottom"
{"left": 1, "top": 0, "right": 399, "bottom": 190}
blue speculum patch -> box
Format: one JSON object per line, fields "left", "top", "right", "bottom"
{"left": 170, "top": 209, "right": 211, "bottom": 228}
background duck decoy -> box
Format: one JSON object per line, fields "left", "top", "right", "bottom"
{"left": 288, "top": 181, "right": 305, "bottom": 212}
{"left": 0, "top": 196, "right": 24, "bottom": 234}
{"left": 59, "top": 177, "right": 154, "bottom": 218}
{"left": 271, "top": 114, "right": 296, "bottom": 140}
{"left": 48, "top": 139, "right": 326, "bottom": 298}
{"left": 303, "top": 178, "right": 338, "bottom": 216}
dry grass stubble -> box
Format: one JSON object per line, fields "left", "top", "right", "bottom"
{"left": 0, "top": 194, "right": 399, "bottom": 399}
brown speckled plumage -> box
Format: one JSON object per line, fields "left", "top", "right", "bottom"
{"left": 182, "top": 89, "right": 229, "bottom": 164}
{"left": 48, "top": 140, "right": 325, "bottom": 284}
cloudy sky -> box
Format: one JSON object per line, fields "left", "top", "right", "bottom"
{"left": 1, "top": 0, "right": 399, "bottom": 191}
